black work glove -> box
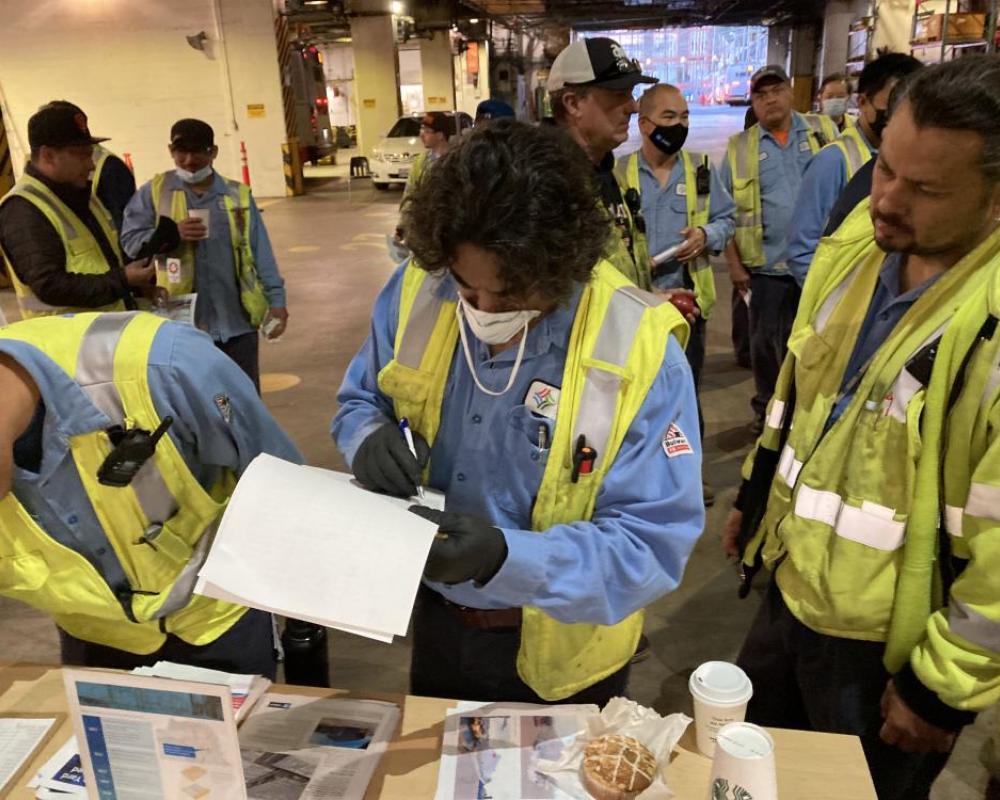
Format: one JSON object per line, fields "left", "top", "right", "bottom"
{"left": 352, "top": 422, "right": 429, "bottom": 497}
{"left": 409, "top": 507, "right": 508, "bottom": 586}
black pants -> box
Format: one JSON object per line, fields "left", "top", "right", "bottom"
{"left": 216, "top": 331, "right": 260, "bottom": 393}
{"left": 686, "top": 316, "right": 706, "bottom": 439}
{"left": 748, "top": 273, "right": 800, "bottom": 421}
{"left": 737, "top": 582, "right": 951, "bottom": 800}
{"left": 59, "top": 608, "right": 278, "bottom": 681}
{"left": 410, "top": 587, "right": 630, "bottom": 705}
{"left": 731, "top": 285, "right": 752, "bottom": 368}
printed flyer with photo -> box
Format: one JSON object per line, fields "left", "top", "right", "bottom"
{"left": 62, "top": 668, "right": 246, "bottom": 800}
{"left": 238, "top": 693, "right": 399, "bottom": 800}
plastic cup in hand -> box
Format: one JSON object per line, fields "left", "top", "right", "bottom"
{"left": 707, "top": 722, "right": 777, "bottom": 800}
{"left": 689, "top": 661, "right": 753, "bottom": 757}
{"left": 187, "top": 208, "right": 210, "bottom": 238}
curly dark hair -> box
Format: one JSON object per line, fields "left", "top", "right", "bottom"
{"left": 401, "top": 119, "right": 611, "bottom": 304}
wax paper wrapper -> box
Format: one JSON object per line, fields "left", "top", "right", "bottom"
{"left": 535, "top": 697, "right": 691, "bottom": 799}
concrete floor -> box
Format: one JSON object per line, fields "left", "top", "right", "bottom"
{"left": 0, "top": 106, "right": 992, "bottom": 797}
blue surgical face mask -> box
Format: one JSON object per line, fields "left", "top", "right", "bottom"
{"left": 176, "top": 165, "right": 213, "bottom": 184}
{"left": 821, "top": 97, "right": 848, "bottom": 118}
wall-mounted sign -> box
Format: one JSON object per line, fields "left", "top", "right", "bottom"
{"left": 363, "top": 98, "right": 376, "bottom": 108}
{"left": 246, "top": 104, "right": 266, "bottom": 118}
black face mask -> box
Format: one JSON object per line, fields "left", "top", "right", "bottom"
{"left": 871, "top": 108, "right": 890, "bottom": 139}
{"left": 649, "top": 123, "right": 689, "bottom": 156}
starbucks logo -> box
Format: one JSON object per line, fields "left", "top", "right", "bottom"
{"left": 711, "top": 778, "right": 753, "bottom": 800}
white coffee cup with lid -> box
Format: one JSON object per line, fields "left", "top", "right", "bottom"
{"left": 707, "top": 721, "right": 778, "bottom": 800}
{"left": 689, "top": 660, "right": 753, "bottom": 757}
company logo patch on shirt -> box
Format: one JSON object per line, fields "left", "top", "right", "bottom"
{"left": 799, "top": 140, "right": 812, "bottom": 152}
{"left": 675, "top": 182, "right": 687, "bottom": 196}
{"left": 758, "top": 150, "right": 769, "bottom": 162}
{"left": 214, "top": 393, "right": 232, "bottom": 424}
{"left": 662, "top": 422, "right": 693, "bottom": 458}
{"left": 525, "top": 380, "right": 560, "bottom": 419}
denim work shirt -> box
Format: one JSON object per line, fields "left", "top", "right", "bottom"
{"left": 121, "top": 171, "right": 286, "bottom": 343}
{"left": 332, "top": 263, "right": 705, "bottom": 625}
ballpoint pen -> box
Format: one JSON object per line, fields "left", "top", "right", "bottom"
{"left": 398, "top": 417, "right": 427, "bottom": 501}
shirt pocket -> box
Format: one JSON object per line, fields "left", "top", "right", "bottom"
{"left": 491, "top": 406, "right": 553, "bottom": 518}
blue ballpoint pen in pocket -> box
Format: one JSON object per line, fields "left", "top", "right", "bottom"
{"left": 398, "top": 417, "right": 427, "bottom": 501}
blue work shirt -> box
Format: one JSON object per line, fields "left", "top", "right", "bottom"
{"left": 787, "top": 127, "right": 876, "bottom": 285}
{"left": 719, "top": 113, "right": 818, "bottom": 276}
{"left": 4, "top": 319, "right": 302, "bottom": 583}
{"left": 635, "top": 151, "right": 735, "bottom": 291}
{"left": 826, "top": 252, "right": 943, "bottom": 428}
{"left": 332, "top": 264, "right": 705, "bottom": 626}
{"left": 120, "top": 171, "right": 286, "bottom": 344}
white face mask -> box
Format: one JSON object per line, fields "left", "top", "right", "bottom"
{"left": 822, "top": 97, "right": 848, "bottom": 118}
{"left": 455, "top": 298, "right": 541, "bottom": 397}
{"left": 176, "top": 165, "right": 213, "bottom": 184}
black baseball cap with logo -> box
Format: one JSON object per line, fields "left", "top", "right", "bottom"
{"left": 170, "top": 118, "right": 215, "bottom": 151}
{"left": 750, "top": 65, "right": 791, "bottom": 93}
{"left": 548, "top": 38, "right": 658, "bottom": 93}
{"left": 28, "top": 102, "right": 109, "bottom": 150}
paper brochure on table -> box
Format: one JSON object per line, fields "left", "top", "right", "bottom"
{"left": 131, "top": 661, "right": 271, "bottom": 724}
{"left": 535, "top": 697, "right": 692, "bottom": 800}
{"left": 0, "top": 715, "right": 57, "bottom": 795}
{"left": 238, "top": 692, "right": 399, "bottom": 800}
{"left": 195, "top": 454, "right": 443, "bottom": 644}
{"left": 62, "top": 668, "right": 246, "bottom": 800}
{"left": 28, "top": 735, "right": 87, "bottom": 797}
{"left": 433, "top": 701, "right": 600, "bottom": 800}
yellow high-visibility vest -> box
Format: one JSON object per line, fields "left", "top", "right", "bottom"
{"left": 377, "top": 260, "right": 689, "bottom": 700}
{"left": 616, "top": 149, "right": 718, "bottom": 318}
{"left": 149, "top": 172, "right": 269, "bottom": 327}
{"left": 0, "top": 312, "right": 247, "bottom": 653}
{"left": 0, "top": 174, "right": 125, "bottom": 319}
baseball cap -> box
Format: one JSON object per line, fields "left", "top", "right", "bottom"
{"left": 475, "top": 98, "right": 515, "bottom": 121}
{"left": 548, "top": 38, "right": 657, "bottom": 93}
{"left": 28, "top": 103, "right": 109, "bottom": 150}
{"left": 420, "top": 111, "right": 451, "bottom": 135}
{"left": 170, "top": 118, "right": 215, "bottom": 151}
{"left": 750, "top": 65, "right": 791, "bottom": 93}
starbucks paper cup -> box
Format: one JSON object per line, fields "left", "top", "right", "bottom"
{"left": 689, "top": 661, "right": 753, "bottom": 757}
{"left": 707, "top": 722, "right": 778, "bottom": 800}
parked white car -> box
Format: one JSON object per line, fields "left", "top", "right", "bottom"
{"left": 370, "top": 112, "right": 473, "bottom": 189}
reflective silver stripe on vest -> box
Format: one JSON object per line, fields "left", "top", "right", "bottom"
{"left": 765, "top": 398, "right": 787, "bottom": 431}
{"left": 949, "top": 598, "right": 1000, "bottom": 652}
{"left": 397, "top": 271, "right": 449, "bottom": 369}
{"left": 76, "top": 313, "right": 204, "bottom": 619}
{"left": 965, "top": 482, "right": 1000, "bottom": 523}
{"left": 839, "top": 134, "right": 868, "bottom": 177}
{"left": 76, "top": 313, "right": 179, "bottom": 526}
{"left": 574, "top": 285, "right": 663, "bottom": 472}
{"left": 814, "top": 265, "right": 864, "bottom": 335}
{"left": 794, "top": 483, "right": 906, "bottom": 551}
{"left": 16, "top": 296, "right": 72, "bottom": 313}
{"left": 945, "top": 504, "right": 964, "bottom": 538}
{"left": 15, "top": 184, "right": 81, "bottom": 240}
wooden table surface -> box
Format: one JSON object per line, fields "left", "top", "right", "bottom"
{"left": 0, "top": 662, "right": 876, "bottom": 799}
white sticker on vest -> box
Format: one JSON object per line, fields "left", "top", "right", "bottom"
{"left": 662, "top": 422, "right": 693, "bottom": 457}
{"left": 524, "top": 380, "right": 560, "bottom": 419}
{"left": 166, "top": 258, "right": 182, "bottom": 284}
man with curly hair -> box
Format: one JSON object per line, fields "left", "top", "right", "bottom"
{"left": 332, "top": 120, "right": 704, "bottom": 704}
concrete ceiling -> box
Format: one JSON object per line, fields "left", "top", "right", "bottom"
{"left": 462, "top": 0, "right": 825, "bottom": 28}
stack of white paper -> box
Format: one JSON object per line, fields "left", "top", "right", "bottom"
{"left": 131, "top": 662, "right": 271, "bottom": 723}
{"left": 196, "top": 454, "right": 442, "bottom": 643}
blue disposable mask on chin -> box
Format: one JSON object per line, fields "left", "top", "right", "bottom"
{"left": 176, "top": 165, "right": 213, "bottom": 184}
